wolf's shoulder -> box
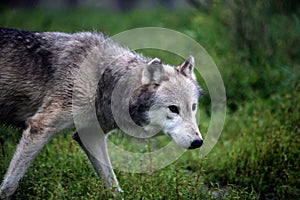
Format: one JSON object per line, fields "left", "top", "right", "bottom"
{"left": 0, "top": 27, "right": 51, "bottom": 52}
{"left": 0, "top": 27, "right": 35, "bottom": 44}
{"left": 0, "top": 27, "right": 35, "bottom": 38}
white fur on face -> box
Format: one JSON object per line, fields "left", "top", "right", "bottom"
{"left": 145, "top": 106, "right": 202, "bottom": 149}
{"left": 165, "top": 109, "right": 202, "bottom": 149}
{"left": 144, "top": 64, "right": 203, "bottom": 149}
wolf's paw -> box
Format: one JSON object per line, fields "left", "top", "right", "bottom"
{"left": 112, "top": 187, "right": 124, "bottom": 199}
{"left": 115, "top": 187, "right": 124, "bottom": 194}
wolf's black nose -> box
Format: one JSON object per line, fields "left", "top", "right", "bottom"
{"left": 189, "top": 139, "right": 203, "bottom": 149}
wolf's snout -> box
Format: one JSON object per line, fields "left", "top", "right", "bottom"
{"left": 189, "top": 139, "right": 203, "bottom": 149}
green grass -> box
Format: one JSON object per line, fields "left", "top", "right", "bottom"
{"left": 1, "top": 5, "right": 300, "bottom": 199}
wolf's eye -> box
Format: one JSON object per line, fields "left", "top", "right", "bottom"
{"left": 168, "top": 105, "right": 179, "bottom": 114}
{"left": 192, "top": 103, "right": 197, "bottom": 111}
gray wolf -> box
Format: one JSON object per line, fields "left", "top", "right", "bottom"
{"left": 0, "top": 27, "right": 203, "bottom": 199}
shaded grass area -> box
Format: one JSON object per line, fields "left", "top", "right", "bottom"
{"left": 0, "top": 129, "right": 259, "bottom": 199}
{"left": 0, "top": 5, "right": 299, "bottom": 199}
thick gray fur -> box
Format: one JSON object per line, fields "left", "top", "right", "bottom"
{"left": 0, "top": 27, "right": 203, "bottom": 199}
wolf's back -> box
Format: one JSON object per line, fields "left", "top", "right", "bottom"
{"left": 0, "top": 28, "right": 138, "bottom": 128}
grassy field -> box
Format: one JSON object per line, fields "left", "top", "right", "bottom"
{"left": 1, "top": 3, "right": 300, "bottom": 200}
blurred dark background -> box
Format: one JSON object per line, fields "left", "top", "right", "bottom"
{"left": 0, "top": 0, "right": 189, "bottom": 10}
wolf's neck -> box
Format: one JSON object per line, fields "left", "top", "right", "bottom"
{"left": 94, "top": 53, "right": 147, "bottom": 133}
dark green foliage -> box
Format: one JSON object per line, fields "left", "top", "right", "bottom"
{"left": 203, "top": 96, "right": 300, "bottom": 199}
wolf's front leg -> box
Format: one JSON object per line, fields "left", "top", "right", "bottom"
{"left": 0, "top": 115, "right": 56, "bottom": 200}
{"left": 72, "top": 131, "right": 122, "bottom": 193}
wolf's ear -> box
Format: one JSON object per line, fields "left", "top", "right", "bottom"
{"left": 177, "top": 56, "right": 196, "bottom": 80}
{"left": 142, "top": 58, "right": 166, "bottom": 85}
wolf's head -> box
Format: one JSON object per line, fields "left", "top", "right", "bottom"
{"left": 130, "top": 56, "right": 203, "bottom": 149}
